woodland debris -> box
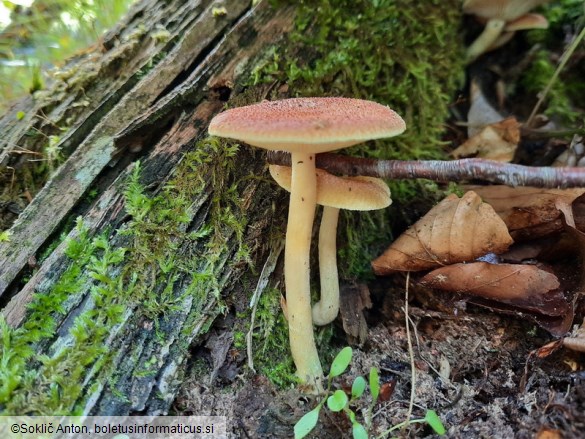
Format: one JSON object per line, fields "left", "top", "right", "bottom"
{"left": 419, "top": 262, "right": 569, "bottom": 317}
{"left": 372, "top": 191, "right": 513, "bottom": 275}
{"left": 468, "top": 185, "right": 585, "bottom": 241}
{"left": 563, "top": 319, "right": 585, "bottom": 353}
{"left": 466, "top": 80, "right": 507, "bottom": 138}
{"left": 452, "top": 117, "right": 521, "bottom": 162}
{"left": 339, "top": 282, "right": 372, "bottom": 345}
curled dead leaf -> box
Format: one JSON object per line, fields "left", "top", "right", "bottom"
{"left": 419, "top": 262, "right": 569, "bottom": 317}
{"left": 468, "top": 185, "right": 585, "bottom": 241}
{"left": 372, "top": 191, "right": 513, "bottom": 275}
{"left": 453, "top": 117, "right": 521, "bottom": 162}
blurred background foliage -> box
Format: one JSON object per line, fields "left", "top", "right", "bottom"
{"left": 0, "top": 0, "right": 134, "bottom": 113}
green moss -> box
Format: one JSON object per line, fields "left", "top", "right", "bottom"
{"left": 1, "top": 221, "right": 129, "bottom": 414}
{"left": 526, "top": 0, "right": 585, "bottom": 47}
{"left": 521, "top": 1, "right": 584, "bottom": 126}
{"left": 1, "top": 133, "right": 258, "bottom": 413}
{"left": 520, "top": 49, "right": 582, "bottom": 125}
{"left": 250, "top": 288, "right": 297, "bottom": 387}
{"left": 255, "top": 0, "right": 464, "bottom": 159}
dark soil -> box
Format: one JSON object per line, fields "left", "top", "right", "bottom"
{"left": 173, "top": 279, "right": 585, "bottom": 438}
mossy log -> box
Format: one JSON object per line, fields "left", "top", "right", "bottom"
{"left": 0, "top": 0, "right": 295, "bottom": 415}
{"left": 0, "top": 0, "right": 464, "bottom": 419}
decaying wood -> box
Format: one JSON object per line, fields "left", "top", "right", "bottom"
{"left": 0, "top": 0, "right": 295, "bottom": 415}
{"left": 0, "top": 0, "right": 260, "bottom": 296}
{"left": 339, "top": 282, "right": 372, "bottom": 345}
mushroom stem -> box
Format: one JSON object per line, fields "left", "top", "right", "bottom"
{"left": 466, "top": 18, "right": 506, "bottom": 63}
{"left": 313, "top": 206, "right": 341, "bottom": 326}
{"left": 285, "top": 151, "right": 323, "bottom": 390}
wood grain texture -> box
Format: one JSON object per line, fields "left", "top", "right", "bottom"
{"left": 0, "top": 0, "right": 295, "bottom": 416}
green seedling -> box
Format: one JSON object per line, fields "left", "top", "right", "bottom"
{"left": 381, "top": 410, "right": 446, "bottom": 438}
{"left": 294, "top": 347, "right": 446, "bottom": 439}
{"left": 294, "top": 347, "right": 376, "bottom": 439}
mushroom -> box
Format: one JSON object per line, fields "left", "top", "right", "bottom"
{"left": 463, "top": 0, "right": 550, "bottom": 62}
{"left": 488, "top": 13, "right": 549, "bottom": 51}
{"left": 269, "top": 164, "right": 391, "bottom": 325}
{"left": 208, "top": 97, "right": 405, "bottom": 389}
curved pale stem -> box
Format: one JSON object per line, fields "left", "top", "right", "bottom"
{"left": 285, "top": 151, "right": 323, "bottom": 391}
{"left": 313, "top": 206, "right": 340, "bottom": 326}
{"left": 466, "top": 18, "right": 506, "bottom": 63}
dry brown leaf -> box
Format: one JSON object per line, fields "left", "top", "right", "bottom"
{"left": 468, "top": 185, "right": 585, "bottom": 241}
{"left": 372, "top": 191, "right": 513, "bottom": 275}
{"left": 536, "top": 427, "right": 563, "bottom": 439}
{"left": 453, "top": 117, "right": 521, "bottom": 162}
{"left": 569, "top": 192, "right": 585, "bottom": 232}
{"left": 534, "top": 340, "right": 563, "bottom": 359}
{"left": 419, "top": 262, "right": 569, "bottom": 317}
{"left": 471, "top": 299, "right": 573, "bottom": 336}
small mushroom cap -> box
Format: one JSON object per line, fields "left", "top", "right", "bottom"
{"left": 269, "top": 164, "right": 391, "bottom": 211}
{"left": 208, "top": 97, "right": 406, "bottom": 153}
{"left": 463, "top": 0, "right": 550, "bottom": 21}
{"left": 505, "top": 13, "right": 548, "bottom": 31}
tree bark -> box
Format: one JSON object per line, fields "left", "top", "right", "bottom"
{"left": 0, "top": 0, "right": 294, "bottom": 415}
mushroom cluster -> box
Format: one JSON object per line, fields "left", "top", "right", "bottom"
{"left": 269, "top": 165, "right": 392, "bottom": 325}
{"left": 209, "top": 97, "right": 405, "bottom": 390}
{"left": 464, "top": 0, "right": 551, "bottom": 62}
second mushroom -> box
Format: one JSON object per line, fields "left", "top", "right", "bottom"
{"left": 269, "top": 164, "right": 391, "bottom": 325}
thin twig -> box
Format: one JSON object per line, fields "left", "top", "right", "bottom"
{"left": 521, "top": 126, "right": 585, "bottom": 139}
{"left": 407, "top": 313, "right": 458, "bottom": 392}
{"left": 526, "top": 24, "right": 585, "bottom": 127}
{"left": 267, "top": 151, "right": 585, "bottom": 188}
{"left": 404, "top": 272, "right": 416, "bottom": 428}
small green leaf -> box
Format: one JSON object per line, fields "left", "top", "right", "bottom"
{"left": 294, "top": 407, "right": 321, "bottom": 439}
{"left": 352, "top": 423, "right": 368, "bottom": 439}
{"left": 369, "top": 367, "right": 380, "bottom": 401}
{"left": 16, "top": 111, "right": 25, "bottom": 120}
{"left": 425, "top": 410, "right": 446, "bottom": 435}
{"left": 329, "top": 346, "right": 352, "bottom": 377}
{"left": 327, "top": 389, "right": 349, "bottom": 412}
{"left": 351, "top": 376, "right": 366, "bottom": 399}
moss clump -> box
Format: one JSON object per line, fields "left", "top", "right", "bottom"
{"left": 521, "top": 0, "right": 585, "bottom": 126}
{"left": 0, "top": 222, "right": 128, "bottom": 414}
{"left": 234, "top": 287, "right": 297, "bottom": 388}
{"left": 256, "top": 0, "right": 464, "bottom": 159}
{"left": 520, "top": 50, "right": 582, "bottom": 125}
{"left": 526, "top": 0, "right": 585, "bottom": 47}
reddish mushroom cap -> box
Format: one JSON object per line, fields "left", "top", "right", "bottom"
{"left": 208, "top": 97, "right": 406, "bottom": 153}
